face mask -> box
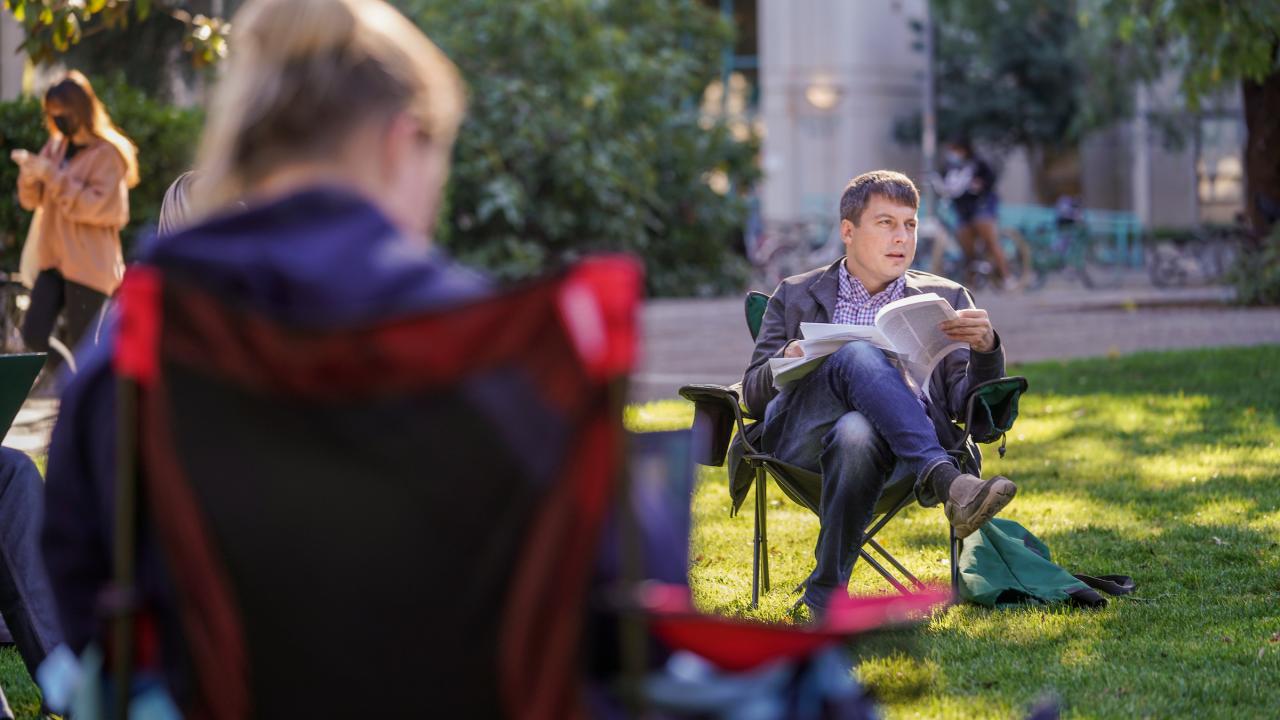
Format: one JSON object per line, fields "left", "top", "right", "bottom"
{"left": 52, "top": 115, "right": 79, "bottom": 137}
{"left": 945, "top": 150, "right": 964, "bottom": 165}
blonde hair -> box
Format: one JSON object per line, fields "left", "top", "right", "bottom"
{"left": 158, "top": 171, "right": 200, "bottom": 236}
{"left": 194, "top": 0, "right": 466, "bottom": 213}
{"left": 44, "top": 70, "right": 140, "bottom": 188}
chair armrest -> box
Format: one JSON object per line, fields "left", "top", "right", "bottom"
{"left": 679, "top": 383, "right": 747, "bottom": 467}
{"left": 963, "top": 376, "right": 1029, "bottom": 445}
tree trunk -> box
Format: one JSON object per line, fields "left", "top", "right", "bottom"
{"left": 1026, "top": 144, "right": 1081, "bottom": 206}
{"left": 1242, "top": 69, "right": 1280, "bottom": 245}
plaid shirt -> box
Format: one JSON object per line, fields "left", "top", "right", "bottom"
{"left": 833, "top": 264, "right": 906, "bottom": 325}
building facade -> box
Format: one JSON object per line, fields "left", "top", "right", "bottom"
{"left": 712, "top": 0, "right": 1245, "bottom": 231}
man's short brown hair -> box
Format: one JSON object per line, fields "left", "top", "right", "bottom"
{"left": 839, "top": 170, "right": 919, "bottom": 226}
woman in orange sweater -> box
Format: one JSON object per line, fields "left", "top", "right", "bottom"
{"left": 11, "top": 71, "right": 138, "bottom": 365}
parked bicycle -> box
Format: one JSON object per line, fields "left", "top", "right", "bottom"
{"left": 0, "top": 274, "right": 29, "bottom": 354}
{"left": 744, "top": 216, "right": 840, "bottom": 288}
{"left": 1146, "top": 223, "right": 1244, "bottom": 288}
{"left": 915, "top": 211, "right": 1033, "bottom": 292}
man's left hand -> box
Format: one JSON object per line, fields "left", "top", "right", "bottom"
{"left": 939, "top": 308, "right": 996, "bottom": 353}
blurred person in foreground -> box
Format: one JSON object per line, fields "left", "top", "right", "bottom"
{"left": 11, "top": 71, "right": 138, "bottom": 370}
{"left": 0, "top": 448, "right": 64, "bottom": 683}
{"left": 938, "top": 139, "right": 1012, "bottom": 288}
{"left": 742, "top": 171, "right": 1016, "bottom": 618}
{"left": 156, "top": 170, "right": 200, "bottom": 237}
{"left": 41, "top": 0, "right": 484, "bottom": 705}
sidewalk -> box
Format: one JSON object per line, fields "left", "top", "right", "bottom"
{"left": 7, "top": 284, "right": 1278, "bottom": 451}
{"left": 630, "top": 283, "right": 1280, "bottom": 403}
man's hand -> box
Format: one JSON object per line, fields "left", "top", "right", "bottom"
{"left": 939, "top": 308, "right": 996, "bottom": 353}
{"left": 783, "top": 340, "right": 804, "bottom": 358}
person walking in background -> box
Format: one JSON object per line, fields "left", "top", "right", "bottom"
{"left": 938, "top": 138, "right": 1013, "bottom": 288}
{"left": 10, "top": 71, "right": 138, "bottom": 374}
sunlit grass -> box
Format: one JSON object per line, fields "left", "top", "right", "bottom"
{"left": 1, "top": 347, "right": 1272, "bottom": 718}
{"left": 630, "top": 345, "right": 1280, "bottom": 719}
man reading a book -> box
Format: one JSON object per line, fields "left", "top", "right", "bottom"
{"left": 741, "top": 170, "right": 1016, "bottom": 616}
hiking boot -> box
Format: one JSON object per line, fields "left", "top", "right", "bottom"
{"left": 943, "top": 473, "right": 1017, "bottom": 539}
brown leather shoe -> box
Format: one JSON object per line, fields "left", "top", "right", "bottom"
{"left": 944, "top": 474, "right": 1017, "bottom": 539}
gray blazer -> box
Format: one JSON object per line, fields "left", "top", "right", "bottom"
{"left": 742, "top": 258, "right": 1006, "bottom": 431}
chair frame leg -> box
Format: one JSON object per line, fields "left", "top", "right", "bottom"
{"left": 950, "top": 525, "right": 960, "bottom": 596}
{"left": 865, "top": 538, "right": 926, "bottom": 591}
{"left": 858, "top": 549, "right": 910, "bottom": 594}
{"left": 747, "top": 461, "right": 757, "bottom": 607}
{"left": 759, "top": 470, "right": 770, "bottom": 593}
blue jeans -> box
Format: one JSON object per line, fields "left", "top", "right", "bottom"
{"left": 763, "top": 342, "right": 952, "bottom": 611}
{"left": 0, "top": 447, "right": 63, "bottom": 675}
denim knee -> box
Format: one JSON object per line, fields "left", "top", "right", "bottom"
{"left": 825, "top": 411, "right": 879, "bottom": 454}
{"left": 828, "top": 340, "right": 891, "bottom": 373}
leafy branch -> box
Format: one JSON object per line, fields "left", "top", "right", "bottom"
{"left": 3, "top": 0, "right": 229, "bottom": 66}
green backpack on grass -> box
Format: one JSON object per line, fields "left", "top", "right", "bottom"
{"left": 957, "top": 518, "right": 1135, "bottom": 608}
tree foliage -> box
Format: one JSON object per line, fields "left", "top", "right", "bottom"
{"left": 908, "top": 0, "right": 1087, "bottom": 154}
{"left": 6, "top": 0, "right": 759, "bottom": 295}
{"left": 3, "top": 0, "right": 229, "bottom": 67}
{"left": 407, "top": 0, "right": 760, "bottom": 295}
{"left": 1081, "top": 0, "right": 1280, "bottom": 106}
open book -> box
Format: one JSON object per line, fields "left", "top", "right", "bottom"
{"left": 768, "top": 293, "right": 967, "bottom": 395}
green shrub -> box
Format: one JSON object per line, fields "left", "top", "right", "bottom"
{"left": 0, "top": 95, "right": 51, "bottom": 270}
{"left": 1230, "top": 229, "right": 1280, "bottom": 306}
{"left": 410, "top": 0, "right": 760, "bottom": 297}
{"left": 0, "top": 74, "right": 203, "bottom": 272}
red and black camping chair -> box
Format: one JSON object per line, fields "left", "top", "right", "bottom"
{"left": 107, "top": 256, "right": 643, "bottom": 719}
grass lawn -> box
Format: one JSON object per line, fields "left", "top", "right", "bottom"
{"left": 2, "top": 346, "right": 1274, "bottom": 719}
{"left": 628, "top": 345, "right": 1280, "bottom": 719}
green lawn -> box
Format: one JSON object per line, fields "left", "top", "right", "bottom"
{"left": 4, "top": 346, "right": 1276, "bottom": 719}
{"left": 629, "top": 345, "right": 1280, "bottom": 719}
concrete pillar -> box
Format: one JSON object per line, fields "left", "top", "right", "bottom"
{"left": 1132, "top": 84, "right": 1152, "bottom": 226}
{"left": 0, "top": 10, "right": 26, "bottom": 100}
{"left": 758, "top": 0, "right": 925, "bottom": 224}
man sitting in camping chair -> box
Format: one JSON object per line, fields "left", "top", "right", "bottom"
{"left": 743, "top": 170, "right": 1017, "bottom": 617}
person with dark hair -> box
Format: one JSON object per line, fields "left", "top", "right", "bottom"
{"left": 11, "top": 71, "right": 139, "bottom": 370}
{"left": 938, "top": 139, "right": 1013, "bottom": 287}
{"left": 741, "top": 170, "right": 1017, "bottom": 617}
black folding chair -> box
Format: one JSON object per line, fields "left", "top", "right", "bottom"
{"left": 680, "top": 291, "right": 1027, "bottom": 607}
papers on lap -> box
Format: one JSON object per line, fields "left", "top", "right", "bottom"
{"left": 768, "top": 293, "right": 966, "bottom": 395}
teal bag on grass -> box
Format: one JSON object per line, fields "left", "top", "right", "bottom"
{"left": 957, "top": 518, "right": 1135, "bottom": 608}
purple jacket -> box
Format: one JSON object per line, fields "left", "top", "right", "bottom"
{"left": 42, "top": 186, "right": 489, "bottom": 656}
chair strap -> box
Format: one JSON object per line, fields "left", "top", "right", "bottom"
{"left": 1073, "top": 574, "right": 1136, "bottom": 596}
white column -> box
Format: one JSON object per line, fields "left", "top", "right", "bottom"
{"left": 1132, "top": 84, "right": 1152, "bottom": 226}
{"left": 759, "top": 0, "right": 925, "bottom": 224}
{"left": 0, "top": 10, "right": 26, "bottom": 100}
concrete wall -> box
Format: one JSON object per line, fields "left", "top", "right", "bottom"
{"left": 1079, "top": 79, "right": 1241, "bottom": 228}
{"left": 758, "top": 0, "right": 925, "bottom": 222}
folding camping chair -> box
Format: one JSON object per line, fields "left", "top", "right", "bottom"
{"left": 680, "top": 291, "right": 1027, "bottom": 607}
{"left": 610, "top": 428, "right": 951, "bottom": 719}
{"left": 106, "top": 256, "right": 642, "bottom": 719}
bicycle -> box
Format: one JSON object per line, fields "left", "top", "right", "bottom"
{"left": 744, "top": 216, "right": 840, "bottom": 288}
{"left": 1146, "top": 224, "right": 1244, "bottom": 288}
{"left": 0, "top": 274, "right": 29, "bottom": 355}
{"left": 1019, "top": 218, "right": 1134, "bottom": 290}
{"left": 915, "top": 213, "right": 1033, "bottom": 292}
